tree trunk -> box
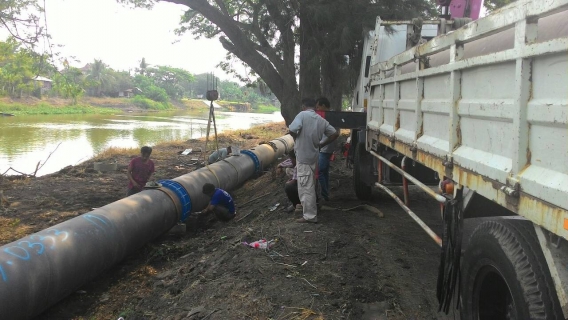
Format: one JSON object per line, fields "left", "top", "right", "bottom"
{"left": 321, "top": 53, "right": 344, "bottom": 111}
{"left": 280, "top": 88, "right": 302, "bottom": 126}
{"left": 299, "top": 1, "right": 321, "bottom": 100}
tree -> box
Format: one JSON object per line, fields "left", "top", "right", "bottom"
{"left": 0, "top": 0, "right": 44, "bottom": 44}
{"left": 86, "top": 59, "right": 111, "bottom": 96}
{"left": 138, "top": 57, "right": 148, "bottom": 75}
{"left": 484, "top": 0, "right": 517, "bottom": 12}
{"left": 132, "top": 74, "right": 169, "bottom": 102}
{"left": 144, "top": 65, "right": 194, "bottom": 100}
{"left": 0, "top": 38, "right": 37, "bottom": 97}
{"left": 52, "top": 67, "right": 85, "bottom": 104}
{"left": 120, "top": 0, "right": 435, "bottom": 123}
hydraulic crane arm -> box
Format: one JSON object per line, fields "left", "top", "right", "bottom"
{"left": 437, "top": 0, "right": 483, "bottom": 20}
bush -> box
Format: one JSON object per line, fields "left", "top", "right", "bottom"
{"left": 144, "top": 86, "right": 169, "bottom": 103}
{"left": 132, "top": 95, "right": 171, "bottom": 110}
{"left": 254, "top": 104, "right": 280, "bottom": 113}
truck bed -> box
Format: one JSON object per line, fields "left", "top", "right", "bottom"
{"left": 366, "top": 0, "right": 568, "bottom": 238}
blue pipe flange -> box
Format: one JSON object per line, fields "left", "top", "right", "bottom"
{"left": 159, "top": 180, "right": 192, "bottom": 222}
{"left": 241, "top": 150, "right": 261, "bottom": 174}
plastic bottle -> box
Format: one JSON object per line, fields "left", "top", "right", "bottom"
{"left": 249, "top": 239, "right": 268, "bottom": 249}
{"left": 246, "top": 239, "right": 276, "bottom": 249}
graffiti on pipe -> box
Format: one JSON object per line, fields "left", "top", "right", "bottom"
{"left": 83, "top": 214, "right": 109, "bottom": 230}
{"left": 0, "top": 228, "right": 69, "bottom": 283}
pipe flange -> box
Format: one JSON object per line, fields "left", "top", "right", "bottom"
{"left": 241, "top": 150, "right": 261, "bottom": 174}
{"left": 158, "top": 180, "right": 192, "bottom": 222}
{"left": 155, "top": 186, "right": 183, "bottom": 220}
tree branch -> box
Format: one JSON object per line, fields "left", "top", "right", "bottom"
{"left": 214, "top": 0, "right": 229, "bottom": 16}
{"left": 163, "top": 0, "right": 286, "bottom": 98}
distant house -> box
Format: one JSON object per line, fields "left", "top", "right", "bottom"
{"left": 80, "top": 63, "right": 92, "bottom": 73}
{"left": 118, "top": 88, "right": 141, "bottom": 98}
{"left": 118, "top": 89, "right": 134, "bottom": 98}
{"left": 33, "top": 76, "right": 53, "bottom": 94}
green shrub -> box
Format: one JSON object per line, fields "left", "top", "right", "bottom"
{"left": 132, "top": 95, "right": 172, "bottom": 110}
{"left": 254, "top": 104, "right": 280, "bottom": 113}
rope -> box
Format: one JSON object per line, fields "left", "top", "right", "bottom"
{"left": 436, "top": 193, "right": 463, "bottom": 314}
{"left": 221, "top": 158, "right": 240, "bottom": 184}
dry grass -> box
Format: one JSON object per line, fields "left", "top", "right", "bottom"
{"left": 0, "top": 217, "right": 33, "bottom": 244}
{"left": 90, "top": 122, "right": 288, "bottom": 162}
{"left": 82, "top": 97, "right": 133, "bottom": 107}
{"left": 179, "top": 99, "right": 208, "bottom": 109}
{"left": 92, "top": 147, "right": 139, "bottom": 161}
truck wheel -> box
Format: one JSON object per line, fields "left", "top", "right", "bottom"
{"left": 353, "top": 142, "right": 372, "bottom": 200}
{"left": 460, "top": 219, "right": 563, "bottom": 320}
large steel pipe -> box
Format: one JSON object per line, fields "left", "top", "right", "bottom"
{"left": 0, "top": 191, "right": 178, "bottom": 319}
{"left": 0, "top": 135, "right": 294, "bottom": 319}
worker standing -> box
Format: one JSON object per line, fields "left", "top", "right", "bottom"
{"left": 126, "top": 146, "right": 155, "bottom": 196}
{"left": 315, "top": 97, "right": 337, "bottom": 201}
{"left": 288, "top": 98, "right": 339, "bottom": 223}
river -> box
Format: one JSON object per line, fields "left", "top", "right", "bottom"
{"left": 0, "top": 110, "right": 283, "bottom": 176}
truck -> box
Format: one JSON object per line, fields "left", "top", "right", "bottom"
{"left": 350, "top": 0, "right": 568, "bottom": 318}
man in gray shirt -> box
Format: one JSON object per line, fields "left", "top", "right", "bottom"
{"left": 316, "top": 97, "right": 337, "bottom": 201}
{"left": 208, "top": 146, "right": 232, "bottom": 164}
{"left": 288, "top": 98, "right": 339, "bottom": 223}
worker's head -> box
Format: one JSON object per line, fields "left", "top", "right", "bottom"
{"left": 227, "top": 146, "right": 232, "bottom": 154}
{"left": 140, "top": 146, "right": 152, "bottom": 161}
{"left": 202, "top": 183, "right": 216, "bottom": 197}
{"left": 301, "top": 98, "right": 316, "bottom": 110}
{"left": 316, "top": 97, "right": 331, "bottom": 111}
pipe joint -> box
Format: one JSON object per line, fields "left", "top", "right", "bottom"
{"left": 241, "top": 150, "right": 261, "bottom": 174}
{"left": 159, "top": 180, "right": 192, "bottom": 221}
{"left": 273, "top": 137, "right": 290, "bottom": 154}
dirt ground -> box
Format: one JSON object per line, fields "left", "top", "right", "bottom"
{"left": 0, "top": 122, "right": 454, "bottom": 320}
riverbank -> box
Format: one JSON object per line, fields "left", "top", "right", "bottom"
{"left": 0, "top": 122, "right": 449, "bottom": 320}
{"left": 0, "top": 96, "right": 278, "bottom": 116}
{"left": 0, "top": 121, "right": 289, "bottom": 244}
{"left": 0, "top": 97, "right": 210, "bottom": 115}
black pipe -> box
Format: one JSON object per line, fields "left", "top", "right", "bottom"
{"left": 0, "top": 135, "right": 294, "bottom": 319}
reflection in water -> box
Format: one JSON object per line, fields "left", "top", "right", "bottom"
{"left": 0, "top": 110, "right": 283, "bottom": 176}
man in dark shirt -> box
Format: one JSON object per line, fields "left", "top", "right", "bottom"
{"left": 202, "top": 183, "right": 236, "bottom": 222}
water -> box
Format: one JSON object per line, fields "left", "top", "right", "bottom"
{"left": 0, "top": 110, "right": 283, "bottom": 176}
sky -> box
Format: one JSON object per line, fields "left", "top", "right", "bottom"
{"left": 38, "top": 0, "right": 239, "bottom": 79}
{"left": 3, "top": 0, "right": 489, "bottom": 81}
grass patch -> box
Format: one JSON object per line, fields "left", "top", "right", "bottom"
{"left": 180, "top": 99, "right": 208, "bottom": 109}
{"left": 82, "top": 97, "right": 134, "bottom": 107}
{"left": 132, "top": 96, "right": 173, "bottom": 110}
{"left": 0, "top": 217, "right": 34, "bottom": 244}
{"left": 253, "top": 104, "right": 280, "bottom": 113}
{"left": 0, "top": 102, "right": 120, "bottom": 115}
{"left": 217, "top": 121, "right": 287, "bottom": 142}
{"left": 92, "top": 147, "right": 140, "bottom": 161}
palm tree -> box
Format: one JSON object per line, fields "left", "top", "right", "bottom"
{"left": 138, "top": 57, "right": 148, "bottom": 76}
{"left": 87, "top": 59, "right": 106, "bottom": 96}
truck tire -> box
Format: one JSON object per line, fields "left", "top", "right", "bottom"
{"left": 460, "top": 219, "right": 564, "bottom": 320}
{"left": 353, "top": 142, "right": 372, "bottom": 200}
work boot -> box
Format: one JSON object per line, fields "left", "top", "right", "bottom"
{"left": 286, "top": 205, "right": 295, "bottom": 213}
{"left": 294, "top": 204, "right": 303, "bottom": 214}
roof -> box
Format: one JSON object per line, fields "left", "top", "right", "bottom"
{"left": 33, "top": 76, "right": 52, "bottom": 82}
